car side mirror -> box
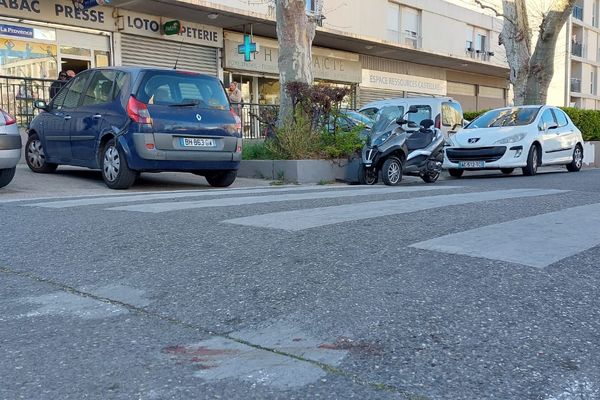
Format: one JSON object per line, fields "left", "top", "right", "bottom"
{"left": 34, "top": 100, "right": 49, "bottom": 111}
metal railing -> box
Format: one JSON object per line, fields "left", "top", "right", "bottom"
{"left": 571, "top": 78, "right": 582, "bottom": 93}
{"left": 0, "top": 76, "right": 53, "bottom": 126}
{"left": 573, "top": 5, "right": 584, "bottom": 20}
{"left": 232, "top": 103, "right": 279, "bottom": 139}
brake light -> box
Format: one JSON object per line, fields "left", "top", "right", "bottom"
{"left": 1, "top": 110, "right": 16, "bottom": 126}
{"left": 127, "top": 96, "right": 152, "bottom": 124}
{"left": 435, "top": 114, "right": 441, "bottom": 129}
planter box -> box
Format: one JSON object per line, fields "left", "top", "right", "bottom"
{"left": 239, "top": 159, "right": 359, "bottom": 184}
{"left": 583, "top": 141, "right": 599, "bottom": 167}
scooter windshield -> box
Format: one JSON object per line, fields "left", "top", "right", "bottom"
{"left": 371, "top": 106, "right": 404, "bottom": 132}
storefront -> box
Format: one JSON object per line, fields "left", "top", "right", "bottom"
{"left": 446, "top": 70, "right": 508, "bottom": 111}
{"left": 115, "top": 11, "right": 222, "bottom": 76}
{"left": 223, "top": 31, "right": 362, "bottom": 106}
{"left": 0, "top": 1, "right": 114, "bottom": 79}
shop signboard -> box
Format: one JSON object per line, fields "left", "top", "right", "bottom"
{"left": 0, "top": 24, "right": 34, "bottom": 39}
{"left": 223, "top": 32, "right": 361, "bottom": 83}
{"left": 361, "top": 69, "right": 447, "bottom": 96}
{"left": 117, "top": 11, "right": 222, "bottom": 48}
{"left": 163, "top": 20, "right": 183, "bottom": 36}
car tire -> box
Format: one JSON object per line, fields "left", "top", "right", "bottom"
{"left": 501, "top": 168, "right": 515, "bottom": 175}
{"left": 0, "top": 167, "right": 16, "bottom": 188}
{"left": 448, "top": 169, "right": 464, "bottom": 178}
{"left": 358, "top": 166, "right": 378, "bottom": 185}
{"left": 566, "top": 144, "right": 583, "bottom": 172}
{"left": 522, "top": 144, "right": 540, "bottom": 176}
{"left": 25, "top": 133, "right": 58, "bottom": 173}
{"left": 101, "top": 138, "right": 137, "bottom": 190}
{"left": 381, "top": 157, "right": 402, "bottom": 186}
{"left": 205, "top": 170, "right": 237, "bottom": 188}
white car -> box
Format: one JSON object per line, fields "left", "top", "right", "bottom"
{"left": 444, "top": 105, "right": 584, "bottom": 177}
{"left": 0, "top": 108, "right": 21, "bottom": 188}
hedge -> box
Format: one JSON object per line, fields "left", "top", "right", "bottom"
{"left": 462, "top": 107, "right": 600, "bottom": 141}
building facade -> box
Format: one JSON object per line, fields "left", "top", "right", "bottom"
{"left": 547, "top": 0, "right": 600, "bottom": 110}
{"left": 0, "top": 0, "right": 510, "bottom": 120}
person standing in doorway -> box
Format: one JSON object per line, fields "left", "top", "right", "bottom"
{"left": 66, "top": 70, "right": 76, "bottom": 80}
{"left": 49, "top": 71, "right": 68, "bottom": 99}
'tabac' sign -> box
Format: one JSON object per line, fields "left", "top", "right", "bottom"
{"left": 74, "top": 0, "right": 111, "bottom": 8}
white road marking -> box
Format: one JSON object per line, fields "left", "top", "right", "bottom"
{"left": 224, "top": 189, "right": 567, "bottom": 231}
{"left": 411, "top": 203, "right": 600, "bottom": 268}
{"left": 22, "top": 185, "right": 363, "bottom": 208}
{"left": 108, "top": 186, "right": 463, "bottom": 213}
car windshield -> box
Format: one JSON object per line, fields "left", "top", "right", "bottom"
{"left": 136, "top": 71, "right": 229, "bottom": 109}
{"left": 371, "top": 106, "right": 403, "bottom": 132}
{"left": 342, "top": 110, "right": 374, "bottom": 127}
{"left": 466, "top": 107, "right": 541, "bottom": 129}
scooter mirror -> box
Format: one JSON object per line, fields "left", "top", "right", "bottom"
{"left": 396, "top": 118, "right": 408, "bottom": 125}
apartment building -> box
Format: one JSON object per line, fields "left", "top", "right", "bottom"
{"left": 0, "top": 0, "right": 510, "bottom": 112}
{"left": 548, "top": 0, "right": 600, "bottom": 109}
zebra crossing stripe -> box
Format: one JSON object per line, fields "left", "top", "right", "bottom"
{"left": 23, "top": 185, "right": 367, "bottom": 209}
{"left": 107, "top": 186, "right": 463, "bottom": 213}
{"left": 411, "top": 203, "right": 600, "bottom": 268}
{"left": 223, "top": 189, "right": 567, "bottom": 231}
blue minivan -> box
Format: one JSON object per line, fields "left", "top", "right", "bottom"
{"left": 27, "top": 67, "right": 242, "bottom": 189}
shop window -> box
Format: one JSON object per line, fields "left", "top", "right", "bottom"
{"left": 82, "top": 70, "right": 117, "bottom": 106}
{"left": 60, "top": 46, "right": 91, "bottom": 58}
{"left": 0, "top": 38, "right": 57, "bottom": 80}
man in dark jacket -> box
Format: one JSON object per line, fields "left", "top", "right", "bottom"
{"left": 49, "top": 71, "right": 68, "bottom": 99}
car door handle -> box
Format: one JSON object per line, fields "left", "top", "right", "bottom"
{"left": 64, "top": 115, "right": 72, "bottom": 120}
{"left": 92, "top": 114, "right": 102, "bottom": 119}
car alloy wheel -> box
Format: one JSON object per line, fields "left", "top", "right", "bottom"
{"left": 574, "top": 146, "right": 583, "bottom": 169}
{"left": 103, "top": 145, "right": 121, "bottom": 183}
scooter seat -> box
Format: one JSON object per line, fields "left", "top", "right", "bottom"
{"left": 406, "top": 131, "right": 434, "bottom": 151}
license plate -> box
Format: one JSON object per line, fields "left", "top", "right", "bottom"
{"left": 180, "top": 137, "right": 215, "bottom": 147}
{"left": 459, "top": 160, "right": 485, "bottom": 168}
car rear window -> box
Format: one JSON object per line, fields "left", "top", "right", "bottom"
{"left": 135, "top": 71, "right": 229, "bottom": 110}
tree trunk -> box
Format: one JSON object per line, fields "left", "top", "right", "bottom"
{"left": 500, "top": 0, "right": 532, "bottom": 105}
{"left": 523, "top": 0, "right": 576, "bottom": 104}
{"left": 276, "top": 0, "right": 317, "bottom": 125}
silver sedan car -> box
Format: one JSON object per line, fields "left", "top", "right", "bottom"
{"left": 0, "top": 109, "right": 21, "bottom": 188}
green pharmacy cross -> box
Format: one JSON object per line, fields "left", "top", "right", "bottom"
{"left": 238, "top": 34, "right": 259, "bottom": 62}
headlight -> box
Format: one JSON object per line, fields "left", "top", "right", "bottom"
{"left": 495, "top": 133, "right": 526, "bottom": 144}
{"left": 373, "top": 131, "right": 393, "bottom": 146}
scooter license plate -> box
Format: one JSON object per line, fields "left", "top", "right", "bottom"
{"left": 459, "top": 161, "right": 485, "bottom": 169}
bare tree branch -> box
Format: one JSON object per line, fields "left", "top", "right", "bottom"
{"left": 473, "top": 0, "right": 515, "bottom": 25}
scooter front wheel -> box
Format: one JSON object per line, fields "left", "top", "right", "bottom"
{"left": 382, "top": 157, "right": 403, "bottom": 186}
{"left": 358, "top": 166, "right": 378, "bottom": 185}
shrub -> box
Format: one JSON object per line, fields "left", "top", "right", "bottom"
{"left": 242, "top": 140, "right": 278, "bottom": 160}
{"left": 265, "top": 112, "right": 321, "bottom": 160}
{"left": 463, "top": 110, "right": 488, "bottom": 121}
{"left": 320, "top": 127, "right": 366, "bottom": 159}
{"left": 561, "top": 107, "right": 600, "bottom": 141}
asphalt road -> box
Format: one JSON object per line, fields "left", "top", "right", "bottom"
{"left": 2, "top": 166, "right": 600, "bottom": 400}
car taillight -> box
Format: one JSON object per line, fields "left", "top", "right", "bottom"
{"left": 127, "top": 96, "right": 152, "bottom": 125}
{"left": 435, "top": 114, "right": 441, "bottom": 129}
{"left": 1, "top": 110, "right": 16, "bottom": 126}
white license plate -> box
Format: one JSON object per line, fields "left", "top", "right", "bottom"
{"left": 180, "top": 138, "right": 215, "bottom": 147}
{"left": 459, "top": 161, "right": 485, "bottom": 168}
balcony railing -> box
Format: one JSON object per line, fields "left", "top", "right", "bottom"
{"left": 0, "top": 76, "right": 53, "bottom": 126}
{"left": 572, "top": 42, "right": 583, "bottom": 57}
{"left": 571, "top": 78, "right": 582, "bottom": 93}
{"left": 573, "top": 6, "right": 584, "bottom": 20}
